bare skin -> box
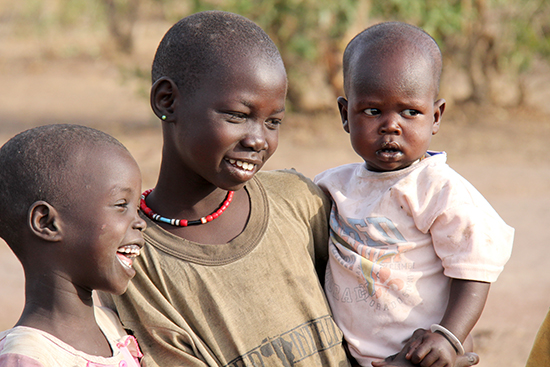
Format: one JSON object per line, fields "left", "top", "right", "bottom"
{"left": 403, "top": 280, "right": 490, "bottom": 366}
{"left": 15, "top": 145, "right": 145, "bottom": 357}
{"left": 17, "top": 267, "right": 112, "bottom": 357}
{"left": 148, "top": 56, "right": 287, "bottom": 245}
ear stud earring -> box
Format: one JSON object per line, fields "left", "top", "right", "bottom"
{"left": 161, "top": 115, "right": 167, "bottom": 121}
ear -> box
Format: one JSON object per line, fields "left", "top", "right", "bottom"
{"left": 28, "top": 201, "right": 63, "bottom": 242}
{"left": 150, "top": 77, "right": 179, "bottom": 122}
{"left": 337, "top": 97, "right": 350, "bottom": 133}
{"left": 432, "top": 98, "right": 446, "bottom": 135}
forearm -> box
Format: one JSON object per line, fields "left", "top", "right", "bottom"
{"left": 439, "top": 278, "right": 490, "bottom": 343}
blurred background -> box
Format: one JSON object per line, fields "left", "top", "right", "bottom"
{"left": 1, "top": 1, "right": 550, "bottom": 366}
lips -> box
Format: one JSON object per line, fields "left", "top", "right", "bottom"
{"left": 376, "top": 141, "right": 403, "bottom": 160}
{"left": 116, "top": 244, "right": 142, "bottom": 269}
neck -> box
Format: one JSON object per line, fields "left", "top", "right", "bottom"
{"left": 17, "top": 277, "right": 112, "bottom": 357}
{"left": 18, "top": 273, "right": 94, "bottom": 328}
{"left": 153, "top": 159, "right": 233, "bottom": 218}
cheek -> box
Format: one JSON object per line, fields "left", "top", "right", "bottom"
{"left": 97, "top": 220, "right": 126, "bottom": 241}
{"left": 266, "top": 131, "right": 279, "bottom": 156}
{"left": 349, "top": 125, "right": 374, "bottom": 149}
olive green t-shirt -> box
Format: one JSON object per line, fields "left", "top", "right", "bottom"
{"left": 100, "top": 170, "right": 350, "bottom": 367}
{"left": 526, "top": 309, "right": 550, "bottom": 367}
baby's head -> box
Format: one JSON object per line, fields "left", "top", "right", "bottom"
{"left": 339, "top": 22, "right": 446, "bottom": 172}
{"left": 0, "top": 124, "right": 145, "bottom": 295}
{"left": 150, "top": 11, "right": 287, "bottom": 191}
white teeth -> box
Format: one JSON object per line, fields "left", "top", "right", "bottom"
{"left": 227, "top": 159, "right": 255, "bottom": 171}
{"left": 117, "top": 244, "right": 141, "bottom": 257}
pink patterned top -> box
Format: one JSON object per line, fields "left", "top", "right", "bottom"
{"left": 0, "top": 307, "right": 142, "bottom": 367}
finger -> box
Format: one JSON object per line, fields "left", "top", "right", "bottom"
{"left": 430, "top": 356, "right": 452, "bottom": 367}
{"left": 456, "top": 352, "right": 480, "bottom": 366}
{"left": 416, "top": 350, "right": 439, "bottom": 367}
{"left": 405, "top": 338, "right": 423, "bottom": 358}
{"left": 371, "top": 360, "right": 387, "bottom": 367}
{"left": 408, "top": 343, "right": 431, "bottom": 364}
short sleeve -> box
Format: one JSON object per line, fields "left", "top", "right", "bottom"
{"left": 430, "top": 202, "right": 514, "bottom": 282}
{"left": 266, "top": 169, "right": 331, "bottom": 277}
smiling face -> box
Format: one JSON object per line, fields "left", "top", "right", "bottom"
{"left": 59, "top": 144, "right": 146, "bottom": 295}
{"left": 165, "top": 55, "right": 287, "bottom": 191}
{"left": 341, "top": 48, "right": 445, "bottom": 172}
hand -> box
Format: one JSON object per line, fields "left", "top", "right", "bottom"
{"left": 371, "top": 348, "right": 479, "bottom": 367}
{"left": 371, "top": 328, "right": 479, "bottom": 367}
{"left": 404, "top": 328, "right": 458, "bottom": 366}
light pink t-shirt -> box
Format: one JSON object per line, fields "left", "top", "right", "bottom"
{"left": 315, "top": 152, "right": 514, "bottom": 366}
{"left": 0, "top": 306, "right": 142, "bottom": 367}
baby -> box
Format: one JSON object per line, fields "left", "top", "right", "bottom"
{"left": 315, "top": 22, "right": 514, "bottom": 366}
{"left": 0, "top": 124, "right": 146, "bottom": 366}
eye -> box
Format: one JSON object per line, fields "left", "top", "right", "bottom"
{"left": 363, "top": 108, "right": 380, "bottom": 116}
{"left": 225, "top": 112, "right": 247, "bottom": 123}
{"left": 265, "top": 118, "right": 282, "bottom": 130}
{"left": 402, "top": 109, "right": 420, "bottom": 117}
{"left": 115, "top": 200, "right": 129, "bottom": 211}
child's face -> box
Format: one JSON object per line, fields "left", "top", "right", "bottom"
{"left": 168, "top": 56, "right": 287, "bottom": 191}
{"left": 60, "top": 145, "right": 145, "bottom": 295}
{"left": 340, "top": 51, "right": 444, "bottom": 172}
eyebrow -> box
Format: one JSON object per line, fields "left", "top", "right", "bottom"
{"left": 109, "top": 186, "right": 134, "bottom": 195}
{"left": 239, "top": 99, "right": 285, "bottom": 114}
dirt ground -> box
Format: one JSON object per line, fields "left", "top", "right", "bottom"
{"left": 1, "top": 36, "right": 550, "bottom": 366}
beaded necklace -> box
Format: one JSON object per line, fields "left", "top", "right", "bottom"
{"left": 140, "top": 189, "right": 234, "bottom": 227}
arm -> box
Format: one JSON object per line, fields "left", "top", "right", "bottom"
{"left": 438, "top": 279, "right": 490, "bottom": 343}
{"left": 405, "top": 279, "right": 490, "bottom": 366}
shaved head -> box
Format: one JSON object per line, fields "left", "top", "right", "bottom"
{"left": 151, "top": 10, "right": 283, "bottom": 96}
{"left": 343, "top": 22, "right": 442, "bottom": 98}
{"left": 0, "top": 124, "right": 127, "bottom": 247}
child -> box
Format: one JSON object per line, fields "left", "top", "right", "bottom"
{"left": 0, "top": 124, "right": 146, "bottom": 366}
{"left": 97, "top": 10, "right": 353, "bottom": 367}
{"left": 314, "top": 22, "right": 514, "bottom": 367}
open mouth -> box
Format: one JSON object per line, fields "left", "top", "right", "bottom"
{"left": 380, "top": 148, "right": 400, "bottom": 154}
{"left": 227, "top": 158, "right": 256, "bottom": 172}
{"left": 116, "top": 244, "right": 141, "bottom": 269}
{"left": 377, "top": 142, "right": 402, "bottom": 159}
{"left": 376, "top": 148, "right": 403, "bottom": 161}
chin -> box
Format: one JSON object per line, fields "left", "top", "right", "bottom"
{"left": 110, "top": 285, "right": 130, "bottom": 296}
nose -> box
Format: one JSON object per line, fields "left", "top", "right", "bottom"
{"left": 242, "top": 122, "right": 269, "bottom": 152}
{"left": 133, "top": 212, "right": 147, "bottom": 232}
{"left": 379, "top": 115, "right": 402, "bottom": 135}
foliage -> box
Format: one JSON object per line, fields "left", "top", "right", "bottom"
{"left": 3, "top": 0, "right": 550, "bottom": 109}
{"left": 184, "top": 0, "right": 360, "bottom": 109}
{"left": 371, "top": 0, "right": 550, "bottom": 104}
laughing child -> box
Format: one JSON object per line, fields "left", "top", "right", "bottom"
{"left": 0, "top": 124, "right": 146, "bottom": 366}
{"left": 314, "top": 22, "right": 514, "bottom": 366}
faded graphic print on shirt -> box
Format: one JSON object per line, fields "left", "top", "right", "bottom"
{"left": 325, "top": 209, "right": 419, "bottom": 313}
{"left": 224, "top": 315, "right": 345, "bottom": 367}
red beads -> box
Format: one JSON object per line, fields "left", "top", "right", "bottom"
{"left": 140, "top": 189, "right": 234, "bottom": 227}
